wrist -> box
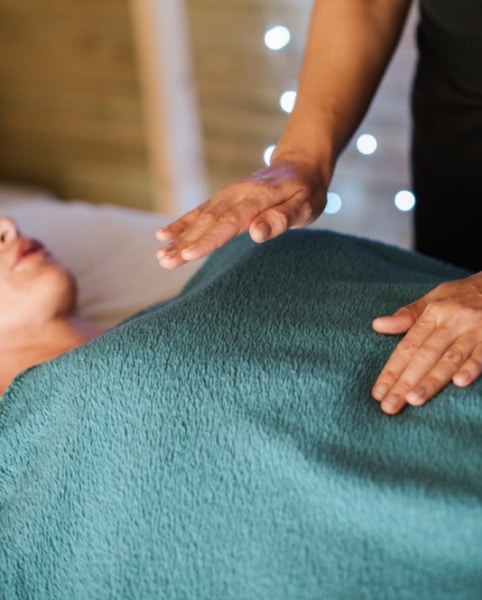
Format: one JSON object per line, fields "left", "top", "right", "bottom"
{"left": 273, "top": 120, "right": 338, "bottom": 187}
{"left": 270, "top": 147, "right": 334, "bottom": 190}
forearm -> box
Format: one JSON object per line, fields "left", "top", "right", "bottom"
{"left": 155, "top": 0, "right": 413, "bottom": 266}
{"left": 274, "top": 0, "right": 412, "bottom": 181}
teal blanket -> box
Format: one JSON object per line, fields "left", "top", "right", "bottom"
{"left": 1, "top": 231, "right": 481, "bottom": 599}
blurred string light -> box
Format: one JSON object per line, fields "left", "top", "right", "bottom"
{"left": 263, "top": 145, "right": 276, "bottom": 166}
{"left": 325, "top": 192, "right": 342, "bottom": 215}
{"left": 394, "top": 190, "right": 416, "bottom": 212}
{"left": 264, "top": 25, "right": 291, "bottom": 50}
{"left": 262, "top": 25, "right": 407, "bottom": 232}
{"left": 279, "top": 90, "right": 297, "bottom": 113}
{"left": 356, "top": 134, "right": 378, "bottom": 155}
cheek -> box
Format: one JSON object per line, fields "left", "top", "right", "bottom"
{"left": 0, "top": 274, "right": 26, "bottom": 305}
{"left": 0, "top": 279, "right": 34, "bottom": 328}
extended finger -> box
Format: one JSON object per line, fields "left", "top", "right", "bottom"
{"left": 377, "top": 325, "right": 460, "bottom": 414}
{"left": 157, "top": 194, "right": 282, "bottom": 267}
{"left": 157, "top": 182, "right": 275, "bottom": 248}
{"left": 157, "top": 215, "right": 240, "bottom": 268}
{"left": 403, "top": 337, "right": 474, "bottom": 406}
{"left": 156, "top": 200, "right": 211, "bottom": 242}
{"left": 453, "top": 342, "right": 482, "bottom": 387}
{"left": 372, "top": 312, "right": 437, "bottom": 403}
{"left": 372, "top": 301, "right": 424, "bottom": 335}
{"left": 158, "top": 187, "right": 244, "bottom": 241}
{"left": 386, "top": 322, "right": 459, "bottom": 394}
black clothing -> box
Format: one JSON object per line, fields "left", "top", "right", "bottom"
{"left": 421, "top": 0, "right": 482, "bottom": 36}
{"left": 411, "top": 2, "right": 482, "bottom": 272}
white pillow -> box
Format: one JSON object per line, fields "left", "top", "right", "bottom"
{"left": 0, "top": 188, "right": 203, "bottom": 328}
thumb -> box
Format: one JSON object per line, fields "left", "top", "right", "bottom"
{"left": 372, "top": 300, "right": 425, "bottom": 335}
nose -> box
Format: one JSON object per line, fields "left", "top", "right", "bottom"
{"left": 0, "top": 218, "right": 19, "bottom": 245}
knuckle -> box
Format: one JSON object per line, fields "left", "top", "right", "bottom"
{"left": 444, "top": 346, "right": 465, "bottom": 366}
{"left": 298, "top": 199, "right": 317, "bottom": 223}
{"left": 218, "top": 210, "right": 241, "bottom": 228}
{"left": 420, "top": 374, "right": 443, "bottom": 392}
{"left": 197, "top": 211, "right": 217, "bottom": 226}
{"left": 396, "top": 338, "right": 418, "bottom": 355}
{"left": 456, "top": 304, "right": 478, "bottom": 321}
{"left": 378, "top": 369, "right": 398, "bottom": 387}
{"left": 468, "top": 355, "right": 482, "bottom": 374}
{"left": 266, "top": 209, "right": 289, "bottom": 231}
{"left": 390, "top": 383, "right": 411, "bottom": 398}
{"left": 426, "top": 297, "right": 478, "bottom": 323}
{"left": 417, "top": 344, "right": 439, "bottom": 362}
{"left": 417, "top": 311, "right": 438, "bottom": 327}
{"left": 433, "top": 281, "right": 452, "bottom": 295}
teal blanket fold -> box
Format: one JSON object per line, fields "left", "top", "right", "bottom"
{"left": 1, "top": 230, "right": 481, "bottom": 599}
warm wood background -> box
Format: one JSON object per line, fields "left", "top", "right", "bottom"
{"left": 0, "top": 0, "right": 417, "bottom": 249}
{"left": 186, "top": 0, "right": 313, "bottom": 193}
{"left": 0, "top": 0, "right": 312, "bottom": 211}
{"left": 0, "top": 0, "right": 159, "bottom": 209}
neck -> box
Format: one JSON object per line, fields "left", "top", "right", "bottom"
{"left": 0, "top": 316, "right": 105, "bottom": 394}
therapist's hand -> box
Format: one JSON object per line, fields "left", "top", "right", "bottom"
{"left": 156, "top": 159, "right": 327, "bottom": 269}
{"left": 371, "top": 271, "right": 482, "bottom": 415}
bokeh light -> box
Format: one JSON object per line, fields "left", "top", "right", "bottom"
{"left": 325, "top": 192, "right": 342, "bottom": 215}
{"left": 279, "top": 90, "right": 297, "bottom": 113}
{"left": 263, "top": 145, "right": 276, "bottom": 166}
{"left": 264, "top": 25, "right": 291, "bottom": 50}
{"left": 356, "top": 134, "right": 378, "bottom": 155}
{"left": 394, "top": 190, "right": 416, "bottom": 212}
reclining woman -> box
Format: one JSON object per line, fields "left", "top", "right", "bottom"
{"left": 1, "top": 214, "right": 481, "bottom": 598}
{"left": 2, "top": 213, "right": 482, "bottom": 416}
{"left": 0, "top": 217, "right": 104, "bottom": 394}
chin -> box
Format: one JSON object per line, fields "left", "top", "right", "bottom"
{"left": 52, "top": 266, "right": 78, "bottom": 317}
{"left": 29, "top": 262, "right": 79, "bottom": 320}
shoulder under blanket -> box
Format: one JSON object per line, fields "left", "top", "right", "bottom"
{"left": 0, "top": 230, "right": 481, "bottom": 599}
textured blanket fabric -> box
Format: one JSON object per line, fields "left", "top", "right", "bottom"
{"left": 0, "top": 230, "right": 481, "bottom": 599}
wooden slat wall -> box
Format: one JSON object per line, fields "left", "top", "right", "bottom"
{"left": 0, "top": 0, "right": 309, "bottom": 211}
{"left": 129, "top": 0, "right": 208, "bottom": 215}
{"left": 186, "top": 0, "right": 313, "bottom": 195}
{"left": 0, "top": 0, "right": 156, "bottom": 209}
{"left": 0, "top": 0, "right": 416, "bottom": 233}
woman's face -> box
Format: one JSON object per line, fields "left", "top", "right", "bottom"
{"left": 0, "top": 217, "right": 77, "bottom": 330}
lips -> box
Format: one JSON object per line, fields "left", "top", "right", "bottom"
{"left": 13, "top": 238, "right": 47, "bottom": 268}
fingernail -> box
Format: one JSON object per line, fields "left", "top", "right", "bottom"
{"left": 380, "top": 396, "right": 401, "bottom": 415}
{"left": 254, "top": 222, "right": 271, "bottom": 241}
{"left": 372, "top": 383, "right": 388, "bottom": 401}
{"left": 453, "top": 371, "right": 471, "bottom": 386}
{"left": 157, "top": 246, "right": 177, "bottom": 260}
{"left": 372, "top": 316, "right": 389, "bottom": 329}
{"left": 406, "top": 388, "right": 425, "bottom": 405}
{"left": 182, "top": 243, "right": 197, "bottom": 255}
